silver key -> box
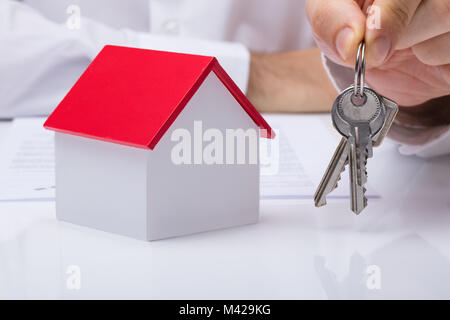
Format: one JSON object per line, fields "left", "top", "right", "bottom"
{"left": 314, "top": 137, "right": 348, "bottom": 207}
{"left": 373, "top": 96, "right": 399, "bottom": 147}
{"left": 333, "top": 86, "right": 386, "bottom": 214}
{"left": 314, "top": 93, "right": 397, "bottom": 212}
{"left": 314, "top": 42, "right": 398, "bottom": 215}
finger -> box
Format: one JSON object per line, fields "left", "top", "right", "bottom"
{"left": 438, "top": 64, "right": 450, "bottom": 86}
{"left": 397, "top": 0, "right": 450, "bottom": 50}
{"left": 365, "top": 0, "right": 422, "bottom": 67}
{"left": 412, "top": 32, "right": 450, "bottom": 66}
{"left": 305, "top": 0, "right": 366, "bottom": 66}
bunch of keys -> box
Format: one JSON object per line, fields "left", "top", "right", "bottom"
{"left": 314, "top": 42, "right": 399, "bottom": 215}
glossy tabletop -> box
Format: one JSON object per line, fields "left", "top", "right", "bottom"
{"left": 0, "top": 116, "right": 449, "bottom": 299}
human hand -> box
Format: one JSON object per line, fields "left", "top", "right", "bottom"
{"left": 306, "top": 0, "right": 450, "bottom": 106}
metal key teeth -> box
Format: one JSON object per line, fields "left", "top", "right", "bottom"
{"left": 364, "top": 156, "right": 368, "bottom": 178}
{"left": 363, "top": 187, "right": 368, "bottom": 208}
{"left": 355, "top": 148, "right": 366, "bottom": 185}
{"left": 361, "top": 148, "right": 369, "bottom": 183}
{"left": 332, "top": 161, "right": 347, "bottom": 190}
{"left": 332, "top": 177, "right": 340, "bottom": 191}
{"left": 332, "top": 180, "right": 339, "bottom": 191}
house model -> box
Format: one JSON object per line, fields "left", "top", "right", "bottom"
{"left": 44, "top": 45, "right": 274, "bottom": 241}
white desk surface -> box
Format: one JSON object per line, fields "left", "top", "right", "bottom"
{"left": 0, "top": 116, "right": 449, "bottom": 300}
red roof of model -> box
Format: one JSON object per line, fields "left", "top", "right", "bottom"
{"left": 44, "top": 45, "right": 274, "bottom": 150}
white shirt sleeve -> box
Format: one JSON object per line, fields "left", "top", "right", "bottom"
{"left": 321, "top": 54, "right": 450, "bottom": 158}
{"left": 0, "top": 0, "right": 249, "bottom": 118}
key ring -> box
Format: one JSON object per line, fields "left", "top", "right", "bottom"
{"left": 354, "top": 42, "right": 366, "bottom": 97}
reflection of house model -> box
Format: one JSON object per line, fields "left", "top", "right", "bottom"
{"left": 44, "top": 45, "right": 274, "bottom": 241}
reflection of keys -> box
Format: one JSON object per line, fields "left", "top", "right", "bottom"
{"left": 314, "top": 42, "right": 398, "bottom": 215}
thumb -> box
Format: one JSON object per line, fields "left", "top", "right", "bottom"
{"left": 365, "top": 0, "right": 422, "bottom": 67}
{"left": 306, "top": 0, "right": 366, "bottom": 66}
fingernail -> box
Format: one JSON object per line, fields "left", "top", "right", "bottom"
{"left": 336, "top": 27, "right": 354, "bottom": 61}
{"left": 370, "top": 36, "right": 391, "bottom": 65}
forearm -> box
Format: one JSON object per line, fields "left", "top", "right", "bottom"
{"left": 247, "top": 47, "right": 337, "bottom": 113}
